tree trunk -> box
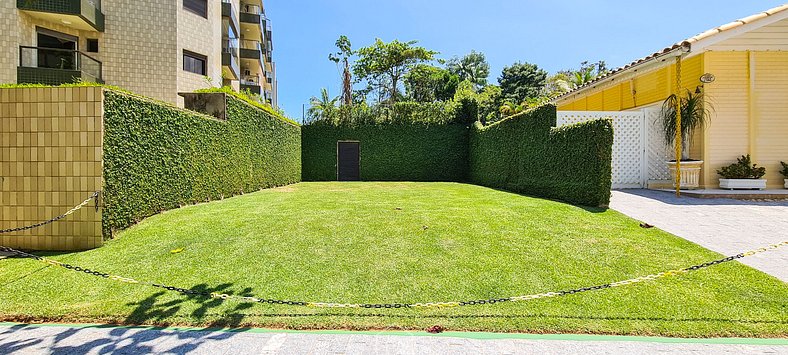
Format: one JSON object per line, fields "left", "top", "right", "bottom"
{"left": 391, "top": 77, "right": 398, "bottom": 103}
{"left": 342, "top": 59, "right": 352, "bottom": 106}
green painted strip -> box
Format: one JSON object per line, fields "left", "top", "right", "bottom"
{"left": 1, "top": 322, "right": 786, "bottom": 345}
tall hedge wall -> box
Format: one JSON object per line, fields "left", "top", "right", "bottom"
{"left": 102, "top": 91, "right": 301, "bottom": 235}
{"left": 301, "top": 123, "right": 468, "bottom": 181}
{"left": 469, "top": 105, "right": 613, "bottom": 206}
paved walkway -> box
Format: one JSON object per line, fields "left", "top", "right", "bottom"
{"left": 610, "top": 189, "right": 788, "bottom": 282}
{"left": 1, "top": 324, "right": 786, "bottom": 354}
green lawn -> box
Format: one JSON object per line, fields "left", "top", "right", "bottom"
{"left": 1, "top": 182, "right": 786, "bottom": 337}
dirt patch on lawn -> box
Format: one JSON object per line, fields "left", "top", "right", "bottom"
{"left": 271, "top": 185, "right": 297, "bottom": 193}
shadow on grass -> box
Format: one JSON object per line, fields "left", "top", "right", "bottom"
{"left": 124, "top": 283, "right": 257, "bottom": 328}
{"left": 484, "top": 186, "right": 609, "bottom": 213}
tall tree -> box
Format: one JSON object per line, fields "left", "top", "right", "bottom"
{"left": 447, "top": 50, "right": 490, "bottom": 90}
{"left": 307, "top": 88, "right": 338, "bottom": 123}
{"left": 498, "top": 62, "right": 548, "bottom": 104}
{"left": 477, "top": 85, "right": 502, "bottom": 124}
{"left": 434, "top": 70, "right": 461, "bottom": 102}
{"left": 353, "top": 39, "right": 437, "bottom": 103}
{"left": 404, "top": 64, "right": 459, "bottom": 102}
{"left": 328, "top": 35, "right": 353, "bottom": 107}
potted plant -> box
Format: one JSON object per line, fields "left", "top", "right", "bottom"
{"left": 717, "top": 155, "right": 767, "bottom": 190}
{"left": 781, "top": 161, "right": 788, "bottom": 189}
{"left": 660, "top": 89, "right": 712, "bottom": 189}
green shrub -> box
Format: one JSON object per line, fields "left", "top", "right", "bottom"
{"left": 781, "top": 161, "right": 788, "bottom": 178}
{"left": 309, "top": 101, "right": 461, "bottom": 126}
{"left": 375, "top": 101, "right": 460, "bottom": 125}
{"left": 469, "top": 105, "right": 613, "bottom": 206}
{"left": 302, "top": 123, "right": 468, "bottom": 181}
{"left": 102, "top": 90, "right": 300, "bottom": 236}
{"left": 716, "top": 155, "right": 766, "bottom": 179}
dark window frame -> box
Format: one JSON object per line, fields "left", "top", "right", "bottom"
{"left": 86, "top": 38, "right": 99, "bottom": 53}
{"left": 183, "top": 50, "right": 207, "bottom": 75}
{"left": 36, "top": 27, "right": 79, "bottom": 49}
{"left": 183, "top": 0, "right": 208, "bottom": 18}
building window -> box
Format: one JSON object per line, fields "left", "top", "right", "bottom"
{"left": 183, "top": 0, "right": 207, "bottom": 18}
{"left": 183, "top": 50, "right": 207, "bottom": 75}
{"left": 87, "top": 39, "right": 99, "bottom": 53}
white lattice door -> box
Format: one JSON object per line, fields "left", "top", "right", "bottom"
{"left": 557, "top": 111, "right": 646, "bottom": 189}
{"left": 644, "top": 106, "right": 672, "bottom": 181}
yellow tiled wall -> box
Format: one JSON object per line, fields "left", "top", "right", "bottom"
{"left": 1, "top": 87, "right": 103, "bottom": 250}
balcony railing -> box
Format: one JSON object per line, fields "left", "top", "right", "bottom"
{"left": 239, "top": 3, "right": 268, "bottom": 36}
{"left": 240, "top": 4, "right": 263, "bottom": 15}
{"left": 221, "top": 39, "right": 240, "bottom": 80}
{"left": 241, "top": 74, "right": 260, "bottom": 86}
{"left": 240, "top": 39, "right": 261, "bottom": 51}
{"left": 239, "top": 39, "right": 262, "bottom": 63}
{"left": 221, "top": 0, "right": 239, "bottom": 36}
{"left": 240, "top": 75, "right": 262, "bottom": 95}
{"left": 18, "top": 46, "right": 102, "bottom": 84}
{"left": 222, "top": 38, "right": 239, "bottom": 57}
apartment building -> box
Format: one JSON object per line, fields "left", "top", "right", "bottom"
{"left": 0, "top": 0, "right": 277, "bottom": 107}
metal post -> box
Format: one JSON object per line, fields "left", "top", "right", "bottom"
{"left": 674, "top": 56, "right": 683, "bottom": 197}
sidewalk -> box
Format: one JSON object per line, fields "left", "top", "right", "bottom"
{"left": 1, "top": 323, "right": 786, "bottom": 354}
{"left": 610, "top": 189, "right": 788, "bottom": 281}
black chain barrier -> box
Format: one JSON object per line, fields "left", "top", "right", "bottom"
{"left": 2, "top": 243, "right": 784, "bottom": 309}
{"left": 0, "top": 192, "right": 99, "bottom": 234}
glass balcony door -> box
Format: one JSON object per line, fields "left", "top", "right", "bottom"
{"left": 36, "top": 29, "right": 78, "bottom": 70}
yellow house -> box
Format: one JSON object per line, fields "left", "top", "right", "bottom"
{"left": 553, "top": 4, "right": 788, "bottom": 190}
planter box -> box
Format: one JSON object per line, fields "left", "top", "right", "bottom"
{"left": 785, "top": 179, "right": 788, "bottom": 189}
{"left": 667, "top": 161, "right": 703, "bottom": 190}
{"left": 719, "top": 179, "right": 767, "bottom": 190}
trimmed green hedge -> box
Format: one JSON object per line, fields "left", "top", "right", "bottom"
{"left": 302, "top": 123, "right": 468, "bottom": 181}
{"left": 102, "top": 90, "right": 301, "bottom": 235}
{"left": 469, "top": 105, "right": 613, "bottom": 206}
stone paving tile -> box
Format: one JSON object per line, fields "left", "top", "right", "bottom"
{"left": 1, "top": 325, "right": 786, "bottom": 354}
{"left": 610, "top": 189, "right": 788, "bottom": 282}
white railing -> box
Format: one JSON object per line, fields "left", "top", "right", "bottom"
{"left": 241, "top": 74, "right": 260, "bottom": 86}
{"left": 240, "top": 4, "right": 262, "bottom": 15}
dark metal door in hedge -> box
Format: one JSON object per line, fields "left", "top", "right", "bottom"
{"left": 337, "top": 141, "right": 360, "bottom": 181}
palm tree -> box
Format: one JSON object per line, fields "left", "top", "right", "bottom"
{"left": 660, "top": 89, "right": 712, "bottom": 160}
{"left": 544, "top": 73, "right": 572, "bottom": 96}
{"left": 554, "top": 67, "right": 595, "bottom": 91}
{"left": 499, "top": 101, "right": 525, "bottom": 117}
{"left": 307, "top": 88, "right": 338, "bottom": 123}
{"left": 447, "top": 51, "right": 490, "bottom": 90}
{"left": 552, "top": 61, "right": 610, "bottom": 94}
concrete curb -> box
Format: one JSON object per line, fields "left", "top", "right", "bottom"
{"left": 2, "top": 322, "right": 786, "bottom": 345}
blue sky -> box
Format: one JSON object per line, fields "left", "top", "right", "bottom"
{"left": 266, "top": 1, "right": 782, "bottom": 121}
